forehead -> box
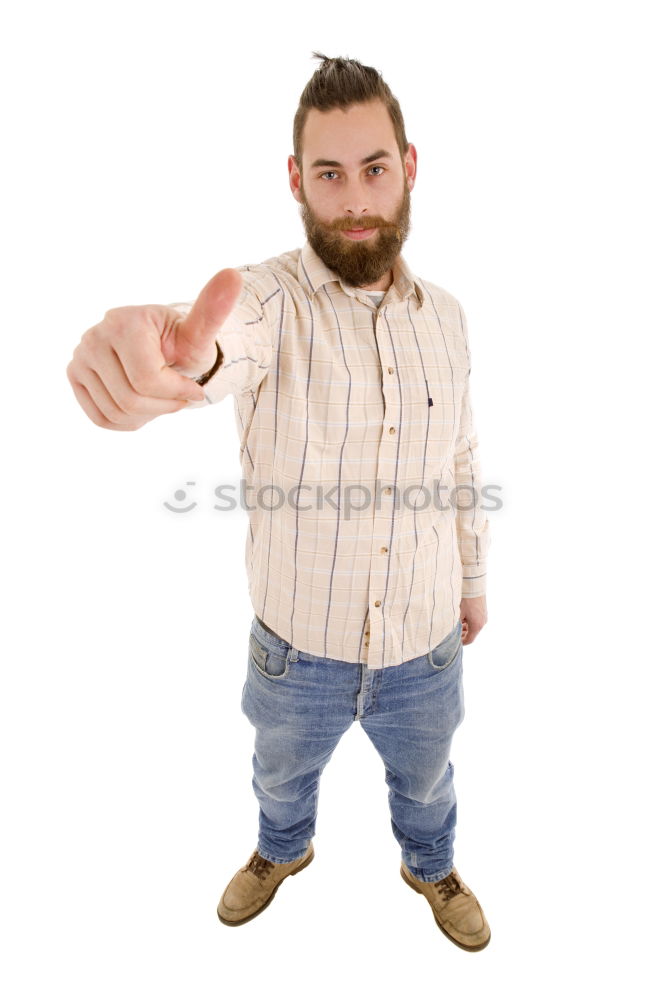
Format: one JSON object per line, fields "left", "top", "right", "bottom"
{"left": 301, "top": 99, "right": 398, "bottom": 165}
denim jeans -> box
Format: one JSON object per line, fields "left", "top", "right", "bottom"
{"left": 241, "top": 613, "right": 465, "bottom": 882}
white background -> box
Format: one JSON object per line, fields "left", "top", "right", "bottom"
{"left": 2, "top": 0, "right": 664, "bottom": 996}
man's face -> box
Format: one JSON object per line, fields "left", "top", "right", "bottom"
{"left": 288, "top": 99, "right": 417, "bottom": 289}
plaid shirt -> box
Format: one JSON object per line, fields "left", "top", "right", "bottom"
{"left": 176, "top": 240, "right": 490, "bottom": 668}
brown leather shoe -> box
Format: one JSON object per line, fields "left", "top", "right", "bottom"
{"left": 400, "top": 862, "right": 491, "bottom": 951}
{"left": 217, "top": 843, "right": 314, "bottom": 926}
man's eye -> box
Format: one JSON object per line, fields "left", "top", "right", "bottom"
{"left": 319, "top": 166, "right": 385, "bottom": 180}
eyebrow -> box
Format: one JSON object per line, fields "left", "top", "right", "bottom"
{"left": 309, "top": 149, "right": 393, "bottom": 169}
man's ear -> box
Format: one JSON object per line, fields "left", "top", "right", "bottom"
{"left": 288, "top": 154, "right": 304, "bottom": 204}
{"left": 405, "top": 143, "right": 417, "bottom": 190}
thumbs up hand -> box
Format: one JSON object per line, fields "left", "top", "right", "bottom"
{"left": 162, "top": 268, "right": 243, "bottom": 376}
{"left": 66, "top": 268, "right": 243, "bottom": 431}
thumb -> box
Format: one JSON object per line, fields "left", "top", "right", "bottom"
{"left": 169, "top": 268, "right": 244, "bottom": 371}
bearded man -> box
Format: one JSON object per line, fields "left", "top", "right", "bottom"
{"left": 66, "top": 52, "right": 492, "bottom": 952}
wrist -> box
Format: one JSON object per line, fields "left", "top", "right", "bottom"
{"left": 193, "top": 341, "right": 223, "bottom": 386}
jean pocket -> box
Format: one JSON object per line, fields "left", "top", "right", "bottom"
{"left": 249, "top": 632, "right": 290, "bottom": 679}
{"left": 427, "top": 620, "right": 463, "bottom": 671}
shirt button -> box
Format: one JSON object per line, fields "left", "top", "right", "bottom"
{"left": 387, "top": 367, "right": 394, "bottom": 374}
{"left": 383, "top": 487, "right": 392, "bottom": 495}
{"left": 364, "top": 641, "right": 369, "bottom": 647}
{"left": 388, "top": 426, "right": 396, "bottom": 434}
{"left": 374, "top": 600, "right": 381, "bottom": 607}
{"left": 365, "top": 630, "right": 370, "bottom": 637}
{"left": 380, "top": 546, "right": 388, "bottom": 554}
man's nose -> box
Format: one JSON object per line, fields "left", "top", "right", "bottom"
{"left": 343, "top": 178, "right": 370, "bottom": 218}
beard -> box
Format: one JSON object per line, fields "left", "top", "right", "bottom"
{"left": 299, "top": 176, "right": 412, "bottom": 288}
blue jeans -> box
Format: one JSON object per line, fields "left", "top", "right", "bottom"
{"left": 241, "top": 614, "right": 465, "bottom": 883}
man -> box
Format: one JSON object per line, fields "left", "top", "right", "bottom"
{"left": 66, "top": 53, "right": 492, "bottom": 951}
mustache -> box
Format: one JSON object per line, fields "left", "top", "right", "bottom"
{"left": 327, "top": 218, "right": 390, "bottom": 231}
{"left": 320, "top": 219, "right": 403, "bottom": 242}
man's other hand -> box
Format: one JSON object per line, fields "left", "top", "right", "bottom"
{"left": 460, "top": 594, "right": 487, "bottom": 645}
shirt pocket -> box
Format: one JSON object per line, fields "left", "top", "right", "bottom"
{"left": 419, "top": 366, "right": 468, "bottom": 479}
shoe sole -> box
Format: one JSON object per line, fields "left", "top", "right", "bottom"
{"left": 217, "top": 847, "right": 315, "bottom": 927}
{"left": 400, "top": 865, "right": 491, "bottom": 952}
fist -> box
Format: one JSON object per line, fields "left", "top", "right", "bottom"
{"left": 66, "top": 268, "right": 243, "bottom": 430}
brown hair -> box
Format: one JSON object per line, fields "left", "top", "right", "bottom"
{"left": 293, "top": 52, "right": 409, "bottom": 169}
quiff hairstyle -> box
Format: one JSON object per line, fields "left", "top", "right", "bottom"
{"left": 292, "top": 52, "right": 409, "bottom": 170}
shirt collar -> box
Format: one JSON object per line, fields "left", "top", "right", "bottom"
{"left": 297, "top": 238, "right": 425, "bottom": 309}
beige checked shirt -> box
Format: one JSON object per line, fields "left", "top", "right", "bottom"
{"left": 175, "top": 239, "right": 490, "bottom": 669}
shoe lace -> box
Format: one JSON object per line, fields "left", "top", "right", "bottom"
{"left": 246, "top": 852, "right": 276, "bottom": 882}
{"left": 434, "top": 869, "right": 466, "bottom": 902}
